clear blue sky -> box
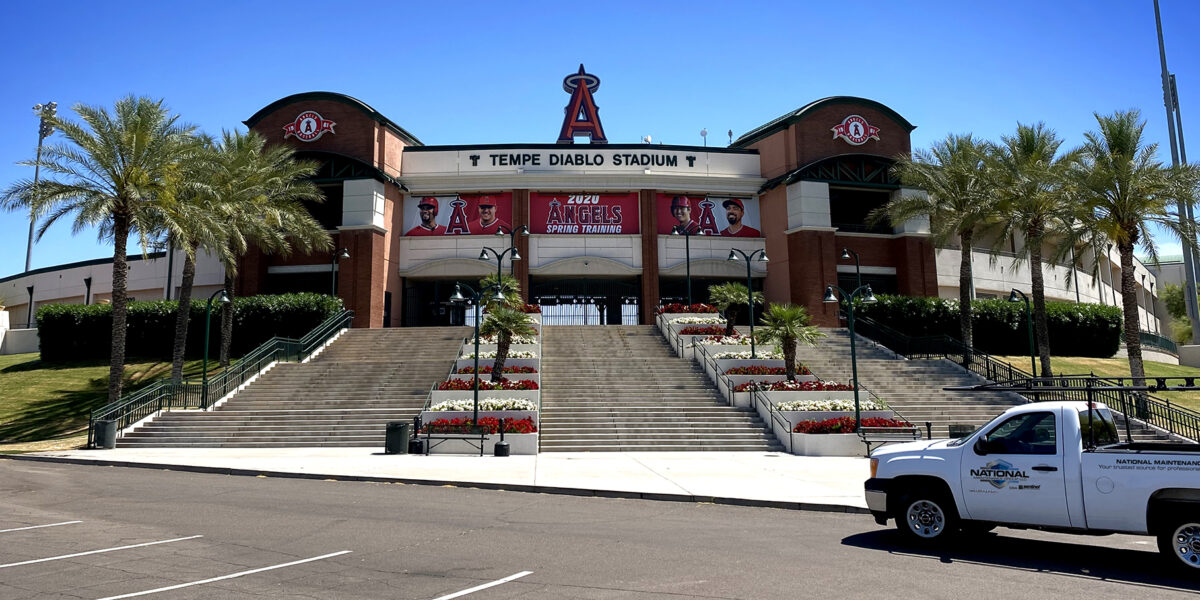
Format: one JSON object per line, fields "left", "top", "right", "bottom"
{"left": 1, "top": 0, "right": 1197, "bottom": 278}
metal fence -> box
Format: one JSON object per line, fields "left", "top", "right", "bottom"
{"left": 1140, "top": 330, "right": 1179, "bottom": 355}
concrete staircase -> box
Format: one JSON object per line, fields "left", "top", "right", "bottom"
{"left": 539, "top": 326, "right": 783, "bottom": 451}
{"left": 796, "top": 328, "right": 1171, "bottom": 441}
{"left": 118, "top": 327, "right": 467, "bottom": 448}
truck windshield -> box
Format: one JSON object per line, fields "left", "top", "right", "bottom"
{"left": 946, "top": 413, "right": 1005, "bottom": 446}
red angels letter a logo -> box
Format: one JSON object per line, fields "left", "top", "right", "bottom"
{"left": 696, "top": 199, "right": 720, "bottom": 235}
{"left": 557, "top": 64, "right": 608, "bottom": 144}
{"left": 283, "top": 111, "right": 336, "bottom": 142}
{"left": 445, "top": 198, "right": 471, "bottom": 235}
{"left": 831, "top": 115, "right": 880, "bottom": 146}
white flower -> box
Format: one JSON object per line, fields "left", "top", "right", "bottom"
{"left": 461, "top": 350, "right": 538, "bottom": 359}
{"left": 430, "top": 398, "right": 538, "bottom": 411}
{"left": 669, "top": 316, "right": 726, "bottom": 325}
{"left": 697, "top": 335, "right": 754, "bottom": 346}
{"left": 712, "top": 350, "right": 784, "bottom": 359}
{"left": 775, "top": 398, "right": 886, "bottom": 411}
{"left": 478, "top": 334, "right": 538, "bottom": 345}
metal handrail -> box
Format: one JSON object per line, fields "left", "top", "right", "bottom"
{"left": 852, "top": 314, "right": 1199, "bottom": 443}
{"left": 1140, "top": 330, "right": 1179, "bottom": 355}
{"left": 751, "top": 387, "right": 794, "bottom": 453}
{"left": 88, "top": 310, "right": 354, "bottom": 448}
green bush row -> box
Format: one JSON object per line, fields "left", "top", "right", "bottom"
{"left": 854, "top": 295, "right": 1123, "bottom": 358}
{"left": 36, "top": 293, "right": 343, "bottom": 362}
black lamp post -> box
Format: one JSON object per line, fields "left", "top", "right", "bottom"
{"left": 1008, "top": 289, "right": 1037, "bottom": 378}
{"left": 449, "top": 282, "right": 507, "bottom": 426}
{"left": 727, "top": 248, "right": 769, "bottom": 357}
{"left": 496, "top": 226, "right": 530, "bottom": 276}
{"left": 479, "top": 243, "right": 521, "bottom": 286}
{"left": 673, "top": 225, "right": 705, "bottom": 306}
{"left": 840, "top": 248, "right": 862, "bottom": 290}
{"left": 330, "top": 248, "right": 349, "bottom": 296}
{"left": 25, "top": 101, "right": 56, "bottom": 273}
{"left": 201, "top": 288, "right": 231, "bottom": 408}
{"left": 823, "top": 283, "right": 878, "bottom": 430}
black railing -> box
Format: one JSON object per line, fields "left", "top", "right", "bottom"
{"left": 852, "top": 315, "right": 1199, "bottom": 443}
{"left": 1140, "top": 330, "right": 1179, "bottom": 355}
{"left": 88, "top": 310, "right": 354, "bottom": 448}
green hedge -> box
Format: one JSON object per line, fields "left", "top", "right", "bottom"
{"left": 854, "top": 295, "right": 1123, "bottom": 358}
{"left": 36, "top": 293, "right": 343, "bottom": 362}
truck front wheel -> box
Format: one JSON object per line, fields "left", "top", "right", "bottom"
{"left": 1158, "top": 517, "right": 1200, "bottom": 572}
{"left": 896, "top": 490, "right": 957, "bottom": 542}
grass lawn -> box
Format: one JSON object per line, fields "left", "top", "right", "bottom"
{"left": 994, "top": 355, "right": 1200, "bottom": 413}
{"left": 0, "top": 353, "right": 210, "bottom": 452}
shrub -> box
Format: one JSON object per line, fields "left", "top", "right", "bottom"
{"left": 36, "top": 293, "right": 343, "bottom": 361}
{"left": 792, "top": 416, "right": 908, "bottom": 434}
{"left": 854, "top": 294, "right": 1121, "bottom": 357}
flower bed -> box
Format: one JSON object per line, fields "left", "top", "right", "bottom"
{"left": 429, "top": 389, "right": 539, "bottom": 404}
{"left": 679, "top": 325, "right": 726, "bottom": 336}
{"left": 733, "top": 380, "right": 851, "bottom": 392}
{"left": 428, "top": 397, "right": 538, "bottom": 411}
{"left": 792, "top": 416, "right": 908, "bottom": 434}
{"left": 476, "top": 333, "right": 539, "bottom": 345}
{"left": 454, "top": 357, "right": 539, "bottom": 371}
{"left": 657, "top": 303, "right": 718, "bottom": 314}
{"left": 775, "top": 398, "right": 884, "bottom": 412}
{"left": 724, "top": 365, "right": 810, "bottom": 376}
{"left": 461, "top": 350, "right": 538, "bottom": 359}
{"left": 709, "top": 350, "right": 782, "bottom": 359}
{"left": 418, "top": 416, "right": 540, "bottom": 455}
{"left": 421, "top": 416, "right": 538, "bottom": 434}
{"left": 457, "top": 365, "right": 538, "bottom": 374}
{"left": 696, "top": 334, "right": 755, "bottom": 346}
{"left": 436, "top": 378, "right": 539, "bottom": 391}
{"left": 518, "top": 304, "right": 542, "bottom": 313}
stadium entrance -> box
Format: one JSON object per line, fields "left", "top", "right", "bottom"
{"left": 529, "top": 277, "right": 640, "bottom": 325}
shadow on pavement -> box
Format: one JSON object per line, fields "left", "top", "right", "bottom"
{"left": 843, "top": 528, "right": 1199, "bottom": 592}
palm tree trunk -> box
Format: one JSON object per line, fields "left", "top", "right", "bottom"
{"left": 107, "top": 213, "right": 131, "bottom": 404}
{"left": 724, "top": 306, "right": 738, "bottom": 337}
{"left": 958, "top": 228, "right": 975, "bottom": 352}
{"left": 1118, "top": 241, "right": 1148, "bottom": 417}
{"left": 784, "top": 339, "right": 797, "bottom": 381}
{"left": 219, "top": 271, "right": 234, "bottom": 368}
{"left": 492, "top": 334, "right": 510, "bottom": 383}
{"left": 169, "top": 245, "right": 197, "bottom": 382}
{"left": 1028, "top": 231, "right": 1053, "bottom": 378}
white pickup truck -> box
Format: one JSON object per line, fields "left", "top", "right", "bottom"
{"left": 864, "top": 401, "right": 1200, "bottom": 572}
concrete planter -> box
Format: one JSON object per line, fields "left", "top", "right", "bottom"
{"left": 455, "top": 357, "right": 539, "bottom": 371}
{"left": 751, "top": 391, "right": 857, "bottom": 425}
{"left": 420, "top": 409, "right": 539, "bottom": 429}
{"left": 718, "top": 374, "right": 816, "bottom": 406}
{"left": 778, "top": 410, "right": 896, "bottom": 423}
{"left": 655, "top": 312, "right": 722, "bottom": 336}
{"left": 428, "top": 390, "right": 539, "bottom": 407}
{"left": 789, "top": 433, "right": 868, "bottom": 457}
{"left": 448, "top": 373, "right": 540, "bottom": 386}
{"left": 425, "top": 432, "right": 539, "bottom": 455}
{"left": 703, "top": 357, "right": 786, "bottom": 384}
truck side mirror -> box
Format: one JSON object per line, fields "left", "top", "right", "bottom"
{"left": 973, "top": 437, "right": 989, "bottom": 456}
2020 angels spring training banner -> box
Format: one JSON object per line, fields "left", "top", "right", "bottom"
{"left": 655, "top": 194, "right": 760, "bottom": 237}
{"left": 404, "top": 193, "right": 514, "bottom": 236}
{"left": 529, "top": 193, "right": 640, "bottom": 234}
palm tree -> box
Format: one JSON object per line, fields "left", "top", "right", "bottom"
{"left": 876, "top": 134, "right": 998, "bottom": 349}
{"left": 1, "top": 96, "right": 199, "bottom": 403}
{"left": 708, "top": 282, "right": 764, "bottom": 336}
{"left": 755, "top": 304, "right": 824, "bottom": 381}
{"left": 480, "top": 272, "right": 522, "bottom": 310}
{"left": 989, "top": 123, "right": 1079, "bottom": 377}
{"left": 479, "top": 305, "right": 537, "bottom": 383}
{"left": 200, "top": 131, "right": 329, "bottom": 368}
{"left": 1075, "top": 109, "right": 1200, "bottom": 388}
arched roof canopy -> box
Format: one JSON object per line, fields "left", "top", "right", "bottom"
{"left": 733, "top": 96, "right": 915, "bottom": 149}
{"left": 294, "top": 150, "right": 402, "bottom": 187}
{"left": 244, "top": 91, "right": 423, "bottom": 146}
{"left": 760, "top": 153, "right": 899, "bottom": 193}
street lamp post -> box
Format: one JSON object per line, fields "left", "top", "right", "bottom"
{"left": 449, "top": 282, "right": 507, "bottom": 426}
{"left": 1008, "top": 289, "right": 1037, "bottom": 378}
{"left": 330, "top": 248, "right": 349, "bottom": 296}
{"left": 727, "top": 248, "right": 769, "bottom": 357}
{"left": 201, "top": 288, "right": 231, "bottom": 409}
{"left": 496, "top": 226, "right": 530, "bottom": 276}
{"left": 673, "top": 225, "right": 705, "bottom": 306}
{"left": 823, "top": 284, "right": 878, "bottom": 429}
{"left": 840, "top": 248, "right": 862, "bottom": 290}
{"left": 25, "top": 101, "right": 57, "bottom": 273}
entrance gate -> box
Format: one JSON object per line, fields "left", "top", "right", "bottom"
{"left": 530, "top": 277, "right": 640, "bottom": 325}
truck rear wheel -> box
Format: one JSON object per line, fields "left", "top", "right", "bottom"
{"left": 1158, "top": 517, "right": 1200, "bottom": 572}
{"left": 895, "top": 490, "right": 957, "bottom": 542}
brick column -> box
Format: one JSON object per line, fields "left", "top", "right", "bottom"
{"left": 639, "top": 189, "right": 659, "bottom": 324}
{"left": 236, "top": 247, "right": 267, "bottom": 297}
{"left": 338, "top": 227, "right": 388, "bottom": 328}
{"left": 893, "top": 236, "right": 938, "bottom": 296}
{"left": 787, "top": 229, "right": 840, "bottom": 327}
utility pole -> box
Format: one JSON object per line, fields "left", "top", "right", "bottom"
{"left": 25, "top": 102, "right": 57, "bottom": 272}
{"left": 1154, "top": 0, "right": 1200, "bottom": 344}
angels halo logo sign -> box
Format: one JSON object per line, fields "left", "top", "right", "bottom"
{"left": 283, "top": 110, "right": 336, "bottom": 142}
{"left": 831, "top": 114, "right": 880, "bottom": 146}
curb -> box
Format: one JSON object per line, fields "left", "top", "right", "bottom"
{"left": 0, "top": 454, "right": 870, "bottom": 515}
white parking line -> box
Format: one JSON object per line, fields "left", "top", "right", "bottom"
{"left": 0, "top": 520, "right": 82, "bottom": 533}
{"left": 95, "top": 550, "right": 353, "bottom": 600}
{"left": 0, "top": 535, "right": 203, "bottom": 569}
{"left": 432, "top": 571, "right": 534, "bottom": 600}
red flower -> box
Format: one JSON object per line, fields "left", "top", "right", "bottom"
{"left": 422, "top": 416, "right": 538, "bottom": 434}
{"left": 792, "top": 417, "right": 909, "bottom": 434}
{"left": 437, "top": 378, "right": 540, "bottom": 390}
{"left": 456, "top": 365, "right": 538, "bottom": 374}
{"left": 680, "top": 325, "right": 726, "bottom": 335}
{"left": 520, "top": 304, "right": 542, "bottom": 313}
{"left": 732, "top": 379, "right": 849, "bottom": 392}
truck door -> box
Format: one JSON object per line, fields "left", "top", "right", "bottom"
{"left": 959, "top": 410, "right": 1071, "bottom": 526}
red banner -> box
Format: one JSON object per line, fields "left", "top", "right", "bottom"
{"left": 656, "top": 193, "right": 760, "bottom": 237}
{"left": 403, "top": 193, "right": 513, "bottom": 236}
{"left": 530, "top": 193, "right": 640, "bottom": 234}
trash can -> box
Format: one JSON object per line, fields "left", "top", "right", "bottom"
{"left": 94, "top": 419, "right": 118, "bottom": 449}
{"left": 385, "top": 422, "right": 411, "bottom": 454}
{"left": 408, "top": 438, "right": 425, "bottom": 454}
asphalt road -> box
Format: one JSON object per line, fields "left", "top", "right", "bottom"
{"left": 0, "top": 459, "right": 1195, "bottom": 599}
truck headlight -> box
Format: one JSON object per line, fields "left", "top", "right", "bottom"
{"left": 869, "top": 458, "right": 879, "bottom": 479}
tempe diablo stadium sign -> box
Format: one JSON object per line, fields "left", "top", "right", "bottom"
{"left": 530, "top": 193, "right": 640, "bottom": 234}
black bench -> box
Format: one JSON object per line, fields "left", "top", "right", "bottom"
{"left": 414, "top": 416, "right": 489, "bottom": 456}
{"left": 859, "top": 426, "right": 922, "bottom": 454}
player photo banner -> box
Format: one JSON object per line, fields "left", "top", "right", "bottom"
{"left": 403, "top": 193, "right": 513, "bottom": 236}
{"left": 530, "top": 193, "right": 640, "bottom": 234}
{"left": 656, "top": 194, "right": 761, "bottom": 237}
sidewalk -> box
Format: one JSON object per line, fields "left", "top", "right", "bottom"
{"left": 11, "top": 448, "right": 871, "bottom": 512}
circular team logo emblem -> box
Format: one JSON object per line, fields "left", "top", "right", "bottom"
{"left": 832, "top": 114, "right": 880, "bottom": 146}
{"left": 283, "top": 110, "right": 336, "bottom": 142}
